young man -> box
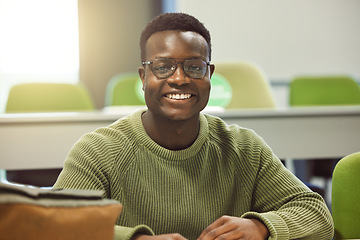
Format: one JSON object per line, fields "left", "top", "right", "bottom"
{"left": 54, "top": 13, "right": 334, "bottom": 239}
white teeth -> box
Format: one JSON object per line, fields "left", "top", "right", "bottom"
{"left": 166, "top": 93, "right": 191, "bottom": 100}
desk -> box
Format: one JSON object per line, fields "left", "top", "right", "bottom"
{"left": 1, "top": 106, "right": 359, "bottom": 170}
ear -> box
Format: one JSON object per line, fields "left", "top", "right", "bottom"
{"left": 209, "top": 64, "right": 215, "bottom": 78}
{"left": 138, "top": 67, "right": 145, "bottom": 90}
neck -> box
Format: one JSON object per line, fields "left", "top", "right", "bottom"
{"left": 141, "top": 111, "right": 200, "bottom": 150}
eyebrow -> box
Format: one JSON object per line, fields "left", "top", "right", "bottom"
{"left": 153, "top": 57, "right": 208, "bottom": 61}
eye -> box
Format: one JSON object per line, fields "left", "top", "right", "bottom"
{"left": 186, "top": 65, "right": 202, "bottom": 72}
{"left": 185, "top": 63, "right": 205, "bottom": 73}
{"left": 184, "top": 59, "right": 206, "bottom": 72}
{"left": 154, "top": 63, "right": 172, "bottom": 72}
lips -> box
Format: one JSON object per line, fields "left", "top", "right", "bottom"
{"left": 166, "top": 93, "right": 192, "bottom": 100}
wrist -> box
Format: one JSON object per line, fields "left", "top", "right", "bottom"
{"left": 250, "top": 218, "right": 270, "bottom": 239}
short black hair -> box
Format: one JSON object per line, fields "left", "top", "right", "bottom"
{"left": 140, "top": 12, "right": 212, "bottom": 62}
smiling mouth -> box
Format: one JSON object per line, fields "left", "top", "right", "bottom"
{"left": 166, "top": 93, "right": 192, "bottom": 100}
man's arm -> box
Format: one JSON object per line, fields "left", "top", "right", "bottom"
{"left": 53, "top": 130, "right": 156, "bottom": 240}
{"left": 197, "top": 216, "right": 269, "bottom": 240}
{"left": 242, "top": 144, "right": 334, "bottom": 239}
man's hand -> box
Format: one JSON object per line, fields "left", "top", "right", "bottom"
{"left": 197, "top": 216, "right": 269, "bottom": 240}
{"left": 133, "top": 233, "right": 188, "bottom": 240}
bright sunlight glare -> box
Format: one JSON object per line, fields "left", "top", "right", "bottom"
{"left": 0, "top": 0, "right": 79, "bottom": 77}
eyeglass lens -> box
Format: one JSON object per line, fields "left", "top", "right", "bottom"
{"left": 151, "top": 58, "right": 208, "bottom": 79}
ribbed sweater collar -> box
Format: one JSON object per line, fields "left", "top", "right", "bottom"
{"left": 130, "top": 109, "right": 209, "bottom": 161}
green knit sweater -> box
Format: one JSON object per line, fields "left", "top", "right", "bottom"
{"left": 54, "top": 110, "right": 334, "bottom": 240}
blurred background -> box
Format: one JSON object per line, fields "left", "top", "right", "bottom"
{"left": 0, "top": 0, "right": 359, "bottom": 111}
{"left": 1, "top": 0, "right": 360, "bottom": 209}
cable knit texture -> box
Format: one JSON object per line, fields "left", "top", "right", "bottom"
{"left": 54, "top": 110, "right": 334, "bottom": 240}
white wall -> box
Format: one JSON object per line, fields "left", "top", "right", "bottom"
{"left": 77, "top": 0, "right": 159, "bottom": 108}
{"left": 176, "top": 0, "right": 360, "bottom": 82}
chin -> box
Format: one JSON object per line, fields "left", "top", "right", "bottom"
{"left": 162, "top": 108, "right": 200, "bottom": 122}
{"left": 166, "top": 112, "right": 196, "bottom": 121}
{"left": 148, "top": 102, "right": 207, "bottom": 121}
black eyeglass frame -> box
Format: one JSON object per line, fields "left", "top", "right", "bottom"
{"left": 142, "top": 57, "right": 211, "bottom": 79}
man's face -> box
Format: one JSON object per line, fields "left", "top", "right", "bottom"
{"left": 139, "top": 30, "right": 214, "bottom": 121}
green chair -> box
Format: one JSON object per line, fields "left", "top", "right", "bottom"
{"left": 105, "top": 72, "right": 145, "bottom": 106}
{"left": 207, "top": 73, "right": 233, "bottom": 108}
{"left": 332, "top": 152, "right": 360, "bottom": 240}
{"left": 6, "top": 82, "right": 94, "bottom": 113}
{"left": 290, "top": 75, "right": 360, "bottom": 106}
{"left": 289, "top": 75, "right": 360, "bottom": 203}
{"left": 4, "top": 82, "right": 94, "bottom": 187}
{"left": 214, "top": 61, "right": 276, "bottom": 109}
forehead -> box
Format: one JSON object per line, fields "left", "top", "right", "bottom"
{"left": 145, "top": 30, "right": 209, "bottom": 60}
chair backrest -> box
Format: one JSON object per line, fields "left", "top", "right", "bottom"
{"left": 207, "top": 73, "right": 233, "bottom": 108}
{"left": 105, "top": 72, "right": 145, "bottom": 106}
{"left": 289, "top": 76, "right": 360, "bottom": 106}
{"left": 332, "top": 152, "right": 360, "bottom": 240}
{"left": 214, "top": 61, "right": 276, "bottom": 109}
{"left": 5, "top": 83, "right": 94, "bottom": 113}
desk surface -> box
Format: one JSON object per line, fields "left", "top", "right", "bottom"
{"left": 1, "top": 106, "right": 360, "bottom": 170}
{"left": 2, "top": 105, "right": 359, "bottom": 121}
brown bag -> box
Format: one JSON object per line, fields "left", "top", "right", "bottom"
{"left": 0, "top": 182, "right": 122, "bottom": 240}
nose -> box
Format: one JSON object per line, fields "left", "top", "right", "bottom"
{"left": 167, "top": 63, "right": 190, "bottom": 85}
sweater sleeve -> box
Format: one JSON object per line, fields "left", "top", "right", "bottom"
{"left": 113, "top": 225, "right": 154, "bottom": 240}
{"left": 240, "top": 133, "right": 334, "bottom": 240}
{"left": 53, "top": 129, "right": 117, "bottom": 195}
{"left": 53, "top": 126, "right": 155, "bottom": 240}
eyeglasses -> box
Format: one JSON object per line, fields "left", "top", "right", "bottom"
{"left": 142, "top": 58, "right": 210, "bottom": 79}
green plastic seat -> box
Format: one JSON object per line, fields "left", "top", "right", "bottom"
{"left": 5, "top": 82, "right": 94, "bottom": 113}
{"left": 332, "top": 152, "right": 360, "bottom": 240}
{"left": 207, "top": 73, "right": 232, "bottom": 108}
{"left": 290, "top": 76, "right": 360, "bottom": 106}
{"left": 289, "top": 76, "right": 360, "bottom": 201}
{"left": 105, "top": 72, "right": 145, "bottom": 106}
{"left": 214, "top": 61, "right": 276, "bottom": 109}
{"left": 4, "top": 82, "right": 95, "bottom": 187}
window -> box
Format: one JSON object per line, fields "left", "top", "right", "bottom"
{"left": 0, "top": 0, "right": 79, "bottom": 112}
